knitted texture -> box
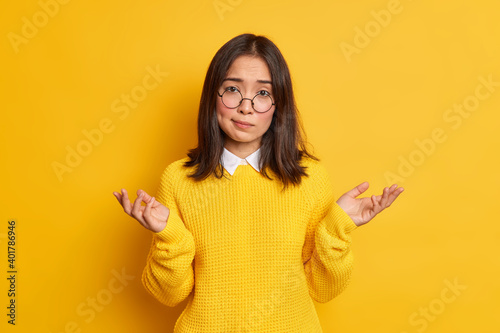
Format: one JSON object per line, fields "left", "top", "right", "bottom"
{"left": 142, "top": 156, "right": 358, "bottom": 332}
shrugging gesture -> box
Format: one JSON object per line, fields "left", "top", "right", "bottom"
{"left": 336, "top": 182, "right": 404, "bottom": 227}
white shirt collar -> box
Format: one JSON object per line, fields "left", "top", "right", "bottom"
{"left": 221, "top": 147, "right": 261, "bottom": 175}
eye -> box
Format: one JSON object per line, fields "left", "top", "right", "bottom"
{"left": 225, "top": 86, "right": 239, "bottom": 93}
{"left": 257, "top": 90, "right": 271, "bottom": 96}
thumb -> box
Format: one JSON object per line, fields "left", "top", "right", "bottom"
{"left": 346, "top": 181, "right": 369, "bottom": 198}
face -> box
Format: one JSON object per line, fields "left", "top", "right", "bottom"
{"left": 216, "top": 55, "right": 276, "bottom": 156}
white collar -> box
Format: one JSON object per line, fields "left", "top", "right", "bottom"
{"left": 221, "top": 147, "right": 261, "bottom": 175}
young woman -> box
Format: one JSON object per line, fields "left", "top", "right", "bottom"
{"left": 113, "top": 33, "right": 404, "bottom": 332}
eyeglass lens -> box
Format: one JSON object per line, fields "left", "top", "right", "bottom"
{"left": 221, "top": 89, "right": 273, "bottom": 112}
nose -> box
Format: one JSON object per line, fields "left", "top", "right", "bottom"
{"left": 238, "top": 97, "right": 254, "bottom": 115}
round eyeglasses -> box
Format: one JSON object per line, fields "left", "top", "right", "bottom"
{"left": 217, "top": 87, "right": 275, "bottom": 113}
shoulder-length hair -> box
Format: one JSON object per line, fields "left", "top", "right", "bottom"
{"left": 184, "top": 33, "right": 317, "bottom": 189}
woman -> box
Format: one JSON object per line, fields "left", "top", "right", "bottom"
{"left": 113, "top": 33, "right": 403, "bottom": 332}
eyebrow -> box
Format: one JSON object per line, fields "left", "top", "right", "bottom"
{"left": 223, "top": 77, "right": 272, "bottom": 85}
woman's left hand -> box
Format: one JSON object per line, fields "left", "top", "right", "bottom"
{"left": 336, "top": 182, "right": 404, "bottom": 227}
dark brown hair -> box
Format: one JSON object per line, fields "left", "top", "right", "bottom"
{"left": 184, "top": 33, "right": 317, "bottom": 189}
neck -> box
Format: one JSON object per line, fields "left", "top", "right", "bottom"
{"left": 224, "top": 141, "right": 260, "bottom": 159}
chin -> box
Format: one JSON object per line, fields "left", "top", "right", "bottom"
{"left": 225, "top": 132, "right": 257, "bottom": 144}
{"left": 230, "top": 136, "right": 254, "bottom": 144}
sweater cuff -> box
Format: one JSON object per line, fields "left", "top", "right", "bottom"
{"left": 153, "top": 211, "right": 188, "bottom": 244}
{"left": 324, "top": 202, "right": 358, "bottom": 235}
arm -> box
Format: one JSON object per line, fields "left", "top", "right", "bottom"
{"left": 301, "top": 165, "right": 404, "bottom": 303}
{"left": 302, "top": 165, "right": 358, "bottom": 303}
{"left": 141, "top": 163, "right": 195, "bottom": 307}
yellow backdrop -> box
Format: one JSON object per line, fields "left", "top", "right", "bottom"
{"left": 1, "top": 0, "right": 499, "bottom": 332}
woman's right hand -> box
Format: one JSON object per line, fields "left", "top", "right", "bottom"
{"left": 113, "top": 189, "right": 169, "bottom": 233}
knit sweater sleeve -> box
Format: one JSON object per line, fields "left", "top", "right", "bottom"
{"left": 141, "top": 161, "right": 196, "bottom": 307}
{"left": 302, "top": 161, "right": 358, "bottom": 303}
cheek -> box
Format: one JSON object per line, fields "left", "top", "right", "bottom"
{"left": 217, "top": 96, "right": 235, "bottom": 112}
{"left": 216, "top": 101, "right": 231, "bottom": 125}
{"left": 260, "top": 110, "right": 275, "bottom": 130}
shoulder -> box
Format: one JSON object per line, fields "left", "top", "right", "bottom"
{"left": 300, "top": 156, "right": 330, "bottom": 182}
{"left": 299, "top": 156, "right": 334, "bottom": 204}
{"left": 159, "top": 157, "right": 194, "bottom": 185}
{"left": 164, "top": 157, "right": 192, "bottom": 173}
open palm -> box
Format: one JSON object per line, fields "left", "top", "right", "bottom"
{"left": 113, "top": 189, "right": 169, "bottom": 233}
{"left": 336, "top": 182, "right": 404, "bottom": 227}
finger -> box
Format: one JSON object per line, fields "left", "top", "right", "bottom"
{"left": 131, "top": 191, "right": 146, "bottom": 223}
{"left": 386, "top": 184, "right": 401, "bottom": 197}
{"left": 379, "top": 187, "right": 390, "bottom": 208}
{"left": 381, "top": 185, "right": 403, "bottom": 208}
{"left": 137, "top": 189, "right": 153, "bottom": 204}
{"left": 121, "top": 189, "right": 133, "bottom": 215}
{"left": 143, "top": 196, "right": 155, "bottom": 226}
{"left": 371, "top": 195, "right": 382, "bottom": 214}
{"left": 347, "top": 181, "right": 369, "bottom": 198}
{"left": 113, "top": 191, "right": 122, "bottom": 203}
{"left": 385, "top": 186, "right": 404, "bottom": 207}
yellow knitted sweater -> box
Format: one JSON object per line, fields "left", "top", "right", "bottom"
{"left": 142, "top": 156, "right": 358, "bottom": 332}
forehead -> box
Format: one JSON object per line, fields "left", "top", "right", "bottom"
{"left": 225, "top": 55, "right": 271, "bottom": 81}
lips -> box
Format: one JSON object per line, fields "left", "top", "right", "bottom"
{"left": 232, "top": 119, "right": 253, "bottom": 128}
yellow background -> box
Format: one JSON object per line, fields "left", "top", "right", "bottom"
{"left": 1, "top": 0, "right": 499, "bottom": 332}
